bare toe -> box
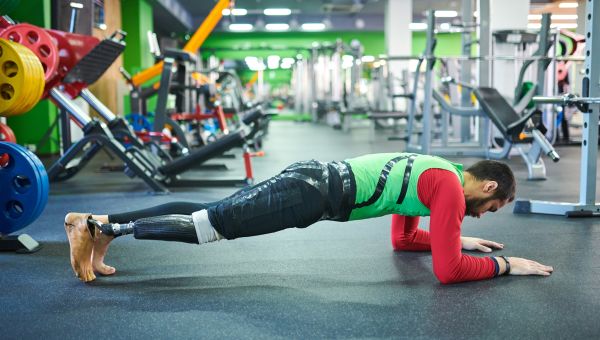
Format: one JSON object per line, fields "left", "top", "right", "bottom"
{"left": 94, "top": 263, "right": 116, "bottom": 275}
{"left": 92, "top": 228, "right": 116, "bottom": 276}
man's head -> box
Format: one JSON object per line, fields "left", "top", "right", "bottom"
{"left": 463, "top": 160, "right": 516, "bottom": 218}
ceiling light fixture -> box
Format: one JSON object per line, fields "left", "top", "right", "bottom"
{"left": 264, "top": 8, "right": 292, "bottom": 16}
{"left": 409, "top": 22, "right": 427, "bottom": 30}
{"left": 229, "top": 23, "right": 253, "bottom": 32}
{"left": 222, "top": 8, "right": 247, "bottom": 16}
{"left": 434, "top": 11, "right": 458, "bottom": 18}
{"left": 265, "top": 23, "right": 290, "bottom": 31}
{"left": 301, "top": 23, "right": 326, "bottom": 31}
{"left": 551, "top": 14, "right": 578, "bottom": 20}
{"left": 248, "top": 63, "right": 266, "bottom": 71}
{"left": 551, "top": 23, "right": 578, "bottom": 29}
{"left": 558, "top": 2, "right": 578, "bottom": 9}
{"left": 361, "top": 55, "right": 375, "bottom": 63}
{"left": 267, "top": 55, "right": 280, "bottom": 69}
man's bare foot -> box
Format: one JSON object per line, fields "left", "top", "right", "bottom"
{"left": 64, "top": 213, "right": 96, "bottom": 282}
{"left": 92, "top": 227, "right": 116, "bottom": 276}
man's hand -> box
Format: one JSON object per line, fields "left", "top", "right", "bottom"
{"left": 461, "top": 236, "right": 504, "bottom": 253}
{"left": 504, "top": 257, "right": 554, "bottom": 276}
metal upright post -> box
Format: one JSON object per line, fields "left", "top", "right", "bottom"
{"left": 536, "top": 14, "right": 552, "bottom": 97}
{"left": 59, "top": 106, "right": 72, "bottom": 154}
{"left": 68, "top": 2, "right": 83, "bottom": 33}
{"left": 420, "top": 11, "right": 436, "bottom": 155}
{"left": 514, "top": 0, "right": 600, "bottom": 216}
{"left": 153, "top": 57, "right": 175, "bottom": 134}
{"left": 478, "top": 0, "right": 492, "bottom": 156}
{"left": 59, "top": 1, "right": 84, "bottom": 154}
{"left": 460, "top": 0, "right": 474, "bottom": 142}
{"left": 578, "top": 0, "right": 599, "bottom": 210}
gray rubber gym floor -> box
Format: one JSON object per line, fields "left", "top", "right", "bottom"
{"left": 2, "top": 121, "right": 600, "bottom": 339}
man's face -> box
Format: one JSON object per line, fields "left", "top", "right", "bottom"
{"left": 465, "top": 196, "right": 507, "bottom": 218}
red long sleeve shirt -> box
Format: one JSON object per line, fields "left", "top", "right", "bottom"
{"left": 390, "top": 168, "right": 495, "bottom": 284}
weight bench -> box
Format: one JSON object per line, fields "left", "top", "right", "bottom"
{"left": 473, "top": 87, "right": 559, "bottom": 179}
{"left": 474, "top": 87, "right": 537, "bottom": 143}
{"left": 367, "top": 111, "right": 409, "bottom": 120}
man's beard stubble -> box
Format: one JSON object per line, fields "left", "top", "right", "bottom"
{"left": 465, "top": 196, "right": 494, "bottom": 217}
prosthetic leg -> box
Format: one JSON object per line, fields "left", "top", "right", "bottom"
{"left": 87, "top": 214, "right": 220, "bottom": 244}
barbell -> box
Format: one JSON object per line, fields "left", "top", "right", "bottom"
{"left": 533, "top": 94, "right": 600, "bottom": 105}
{"left": 533, "top": 94, "right": 600, "bottom": 112}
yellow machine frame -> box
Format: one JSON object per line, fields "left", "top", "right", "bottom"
{"left": 130, "top": 0, "right": 231, "bottom": 86}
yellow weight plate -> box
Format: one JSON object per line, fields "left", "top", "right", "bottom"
{"left": 6, "top": 43, "right": 32, "bottom": 115}
{"left": 23, "top": 60, "right": 44, "bottom": 112}
{"left": 12, "top": 42, "right": 38, "bottom": 115}
{"left": 20, "top": 43, "right": 45, "bottom": 113}
{"left": 0, "top": 40, "right": 26, "bottom": 116}
{"left": 0, "top": 39, "right": 44, "bottom": 116}
{"left": 18, "top": 45, "right": 43, "bottom": 113}
{"left": 0, "top": 40, "right": 20, "bottom": 115}
{"left": 4, "top": 40, "right": 32, "bottom": 116}
{"left": 6, "top": 42, "right": 29, "bottom": 115}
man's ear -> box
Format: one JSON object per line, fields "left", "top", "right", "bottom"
{"left": 483, "top": 181, "right": 498, "bottom": 193}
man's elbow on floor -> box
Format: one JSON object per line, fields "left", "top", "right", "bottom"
{"left": 433, "top": 268, "right": 458, "bottom": 285}
{"left": 391, "top": 239, "right": 411, "bottom": 251}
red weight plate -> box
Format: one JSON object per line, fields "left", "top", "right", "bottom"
{"left": 0, "top": 123, "right": 17, "bottom": 142}
{"left": 0, "top": 152, "right": 8, "bottom": 167}
{"left": 0, "top": 24, "right": 59, "bottom": 82}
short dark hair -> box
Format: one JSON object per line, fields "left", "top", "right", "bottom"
{"left": 465, "top": 160, "right": 516, "bottom": 202}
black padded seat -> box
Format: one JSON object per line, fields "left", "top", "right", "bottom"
{"left": 64, "top": 38, "right": 126, "bottom": 85}
{"left": 241, "top": 107, "right": 266, "bottom": 125}
{"left": 474, "top": 87, "right": 536, "bottom": 141}
{"left": 367, "top": 112, "right": 409, "bottom": 119}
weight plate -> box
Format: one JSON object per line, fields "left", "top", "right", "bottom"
{"left": 0, "top": 141, "right": 41, "bottom": 230}
{"left": 1, "top": 39, "right": 34, "bottom": 116}
{"left": 13, "top": 41, "right": 39, "bottom": 115}
{"left": 0, "top": 142, "right": 48, "bottom": 232}
{"left": 0, "top": 122, "right": 16, "bottom": 142}
{"left": 16, "top": 141, "right": 49, "bottom": 227}
{"left": 0, "top": 39, "right": 25, "bottom": 115}
{"left": 0, "top": 142, "right": 49, "bottom": 234}
{"left": 16, "top": 42, "right": 44, "bottom": 113}
{"left": 6, "top": 41, "right": 30, "bottom": 115}
{"left": 20, "top": 41, "right": 45, "bottom": 112}
{"left": 0, "top": 39, "right": 45, "bottom": 116}
{"left": 0, "top": 24, "right": 58, "bottom": 82}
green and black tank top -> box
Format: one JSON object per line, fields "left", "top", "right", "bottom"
{"left": 344, "top": 153, "right": 464, "bottom": 220}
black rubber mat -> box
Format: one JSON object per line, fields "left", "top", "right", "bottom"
{"left": 2, "top": 122, "right": 599, "bottom": 338}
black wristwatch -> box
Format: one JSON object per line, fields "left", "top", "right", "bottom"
{"left": 499, "top": 255, "right": 511, "bottom": 275}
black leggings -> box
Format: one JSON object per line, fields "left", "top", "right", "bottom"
{"left": 109, "top": 202, "right": 212, "bottom": 222}
{"left": 108, "top": 161, "right": 345, "bottom": 240}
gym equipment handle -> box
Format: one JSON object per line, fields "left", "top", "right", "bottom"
{"left": 109, "top": 30, "right": 127, "bottom": 42}
{"left": 532, "top": 95, "right": 600, "bottom": 105}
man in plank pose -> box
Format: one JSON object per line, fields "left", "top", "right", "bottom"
{"left": 65, "top": 153, "right": 553, "bottom": 284}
